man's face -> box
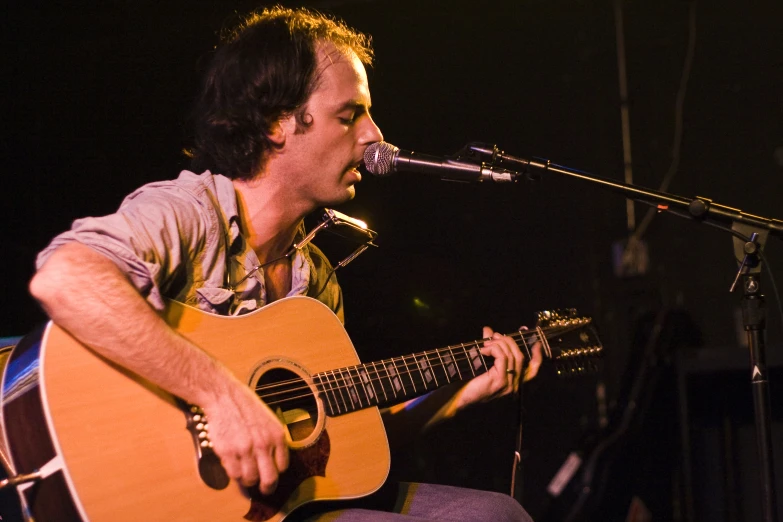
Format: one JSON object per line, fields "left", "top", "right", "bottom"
{"left": 276, "top": 44, "right": 383, "bottom": 209}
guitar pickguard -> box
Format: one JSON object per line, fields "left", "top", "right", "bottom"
{"left": 245, "top": 430, "right": 331, "bottom": 521}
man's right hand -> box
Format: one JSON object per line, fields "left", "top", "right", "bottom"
{"left": 201, "top": 377, "right": 290, "bottom": 495}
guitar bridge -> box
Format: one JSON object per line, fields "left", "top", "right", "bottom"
{"left": 181, "top": 402, "right": 230, "bottom": 490}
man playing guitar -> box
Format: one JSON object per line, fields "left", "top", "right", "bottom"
{"left": 27, "top": 6, "right": 540, "bottom": 520}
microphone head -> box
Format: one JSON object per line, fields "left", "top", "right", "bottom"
{"left": 363, "top": 142, "right": 398, "bottom": 176}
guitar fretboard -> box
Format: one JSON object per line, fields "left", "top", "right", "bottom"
{"left": 313, "top": 340, "right": 503, "bottom": 416}
{"left": 303, "top": 317, "right": 596, "bottom": 416}
{"left": 251, "top": 316, "right": 598, "bottom": 419}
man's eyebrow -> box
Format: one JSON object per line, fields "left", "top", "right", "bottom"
{"left": 334, "top": 100, "right": 371, "bottom": 113}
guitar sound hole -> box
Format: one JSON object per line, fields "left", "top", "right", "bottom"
{"left": 256, "top": 368, "right": 318, "bottom": 442}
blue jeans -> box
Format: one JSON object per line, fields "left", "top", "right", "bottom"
{"left": 295, "top": 482, "right": 534, "bottom": 521}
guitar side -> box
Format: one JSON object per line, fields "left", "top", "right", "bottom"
{"left": 2, "top": 296, "right": 390, "bottom": 521}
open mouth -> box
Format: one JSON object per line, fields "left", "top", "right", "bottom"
{"left": 345, "top": 164, "right": 362, "bottom": 183}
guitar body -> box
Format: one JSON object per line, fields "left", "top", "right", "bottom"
{"left": 2, "top": 297, "right": 390, "bottom": 521}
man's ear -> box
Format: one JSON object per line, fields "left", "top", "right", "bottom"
{"left": 271, "top": 114, "right": 298, "bottom": 146}
{"left": 268, "top": 119, "right": 286, "bottom": 146}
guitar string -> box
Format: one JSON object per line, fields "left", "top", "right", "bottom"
{"left": 252, "top": 329, "right": 536, "bottom": 401}
{"left": 251, "top": 323, "right": 589, "bottom": 402}
{"left": 260, "top": 344, "right": 599, "bottom": 411}
{"left": 251, "top": 322, "right": 587, "bottom": 396}
{"left": 259, "top": 350, "right": 485, "bottom": 409}
{"left": 253, "top": 324, "right": 596, "bottom": 408}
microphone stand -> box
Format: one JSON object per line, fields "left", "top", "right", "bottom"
{"left": 464, "top": 143, "right": 781, "bottom": 521}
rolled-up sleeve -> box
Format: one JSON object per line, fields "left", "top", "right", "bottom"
{"left": 36, "top": 181, "right": 212, "bottom": 311}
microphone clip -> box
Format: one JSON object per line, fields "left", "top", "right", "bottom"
{"left": 455, "top": 142, "right": 541, "bottom": 182}
{"left": 454, "top": 142, "right": 501, "bottom": 164}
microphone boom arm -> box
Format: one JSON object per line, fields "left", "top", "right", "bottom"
{"left": 475, "top": 144, "right": 783, "bottom": 239}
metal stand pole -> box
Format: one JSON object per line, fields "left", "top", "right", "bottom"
{"left": 740, "top": 270, "right": 778, "bottom": 522}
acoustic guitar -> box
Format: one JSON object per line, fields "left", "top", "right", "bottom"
{"left": 1, "top": 296, "right": 601, "bottom": 521}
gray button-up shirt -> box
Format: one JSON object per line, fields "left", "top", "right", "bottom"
{"left": 36, "top": 170, "right": 343, "bottom": 321}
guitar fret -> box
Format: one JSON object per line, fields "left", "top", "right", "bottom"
{"left": 537, "top": 326, "right": 552, "bottom": 359}
{"left": 331, "top": 370, "right": 348, "bottom": 414}
{"left": 419, "top": 352, "right": 438, "bottom": 388}
{"left": 329, "top": 370, "right": 349, "bottom": 414}
{"left": 412, "top": 353, "right": 430, "bottom": 391}
{"left": 468, "top": 342, "right": 487, "bottom": 374}
{"left": 435, "top": 348, "right": 452, "bottom": 384}
{"left": 316, "top": 372, "right": 339, "bottom": 415}
{"left": 340, "top": 369, "right": 360, "bottom": 411}
{"left": 445, "top": 347, "right": 463, "bottom": 380}
{"left": 399, "top": 355, "right": 418, "bottom": 394}
{"left": 387, "top": 358, "right": 406, "bottom": 397}
{"left": 350, "top": 366, "right": 368, "bottom": 408}
{"left": 386, "top": 360, "right": 401, "bottom": 402}
{"left": 356, "top": 364, "right": 378, "bottom": 406}
{"left": 376, "top": 360, "right": 393, "bottom": 401}
{"left": 370, "top": 361, "right": 388, "bottom": 403}
{"left": 376, "top": 360, "right": 390, "bottom": 400}
{"left": 456, "top": 342, "right": 484, "bottom": 378}
{"left": 461, "top": 343, "right": 477, "bottom": 377}
{"left": 519, "top": 332, "right": 532, "bottom": 359}
{"left": 313, "top": 375, "right": 329, "bottom": 415}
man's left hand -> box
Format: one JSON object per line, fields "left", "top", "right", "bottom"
{"left": 453, "top": 326, "right": 542, "bottom": 409}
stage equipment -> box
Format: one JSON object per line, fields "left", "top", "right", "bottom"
{"left": 464, "top": 141, "right": 782, "bottom": 522}
{"left": 363, "top": 142, "right": 519, "bottom": 183}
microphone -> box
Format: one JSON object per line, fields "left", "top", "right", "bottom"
{"left": 363, "top": 142, "right": 519, "bottom": 183}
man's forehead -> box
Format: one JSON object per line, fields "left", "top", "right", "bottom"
{"left": 313, "top": 42, "right": 371, "bottom": 105}
{"left": 315, "top": 42, "right": 363, "bottom": 74}
{"left": 316, "top": 42, "right": 346, "bottom": 66}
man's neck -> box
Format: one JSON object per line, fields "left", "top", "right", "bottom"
{"left": 232, "top": 177, "right": 311, "bottom": 264}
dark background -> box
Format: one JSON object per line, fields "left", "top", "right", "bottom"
{"left": 3, "top": 0, "right": 782, "bottom": 519}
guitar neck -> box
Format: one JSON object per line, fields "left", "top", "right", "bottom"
{"left": 312, "top": 332, "right": 538, "bottom": 417}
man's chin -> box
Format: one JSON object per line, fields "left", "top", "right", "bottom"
{"left": 318, "top": 186, "right": 356, "bottom": 208}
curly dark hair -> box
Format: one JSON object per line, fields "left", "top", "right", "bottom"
{"left": 188, "top": 6, "right": 374, "bottom": 180}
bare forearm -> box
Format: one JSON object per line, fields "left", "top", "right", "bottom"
{"left": 29, "top": 243, "right": 233, "bottom": 408}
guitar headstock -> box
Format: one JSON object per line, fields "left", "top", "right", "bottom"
{"left": 535, "top": 308, "right": 603, "bottom": 377}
